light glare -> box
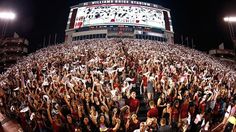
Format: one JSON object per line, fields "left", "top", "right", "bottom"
{"left": 0, "top": 12, "right": 16, "bottom": 20}
{"left": 224, "top": 17, "right": 236, "bottom": 22}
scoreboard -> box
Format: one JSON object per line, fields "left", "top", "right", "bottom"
{"left": 66, "top": 0, "right": 174, "bottom": 43}
{"left": 73, "top": 5, "right": 165, "bottom": 30}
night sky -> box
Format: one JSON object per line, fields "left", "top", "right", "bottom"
{"left": 0, "top": 0, "right": 236, "bottom": 52}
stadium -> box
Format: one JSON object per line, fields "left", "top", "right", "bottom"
{"left": 0, "top": 0, "right": 235, "bottom": 132}
{"left": 65, "top": 0, "right": 174, "bottom": 44}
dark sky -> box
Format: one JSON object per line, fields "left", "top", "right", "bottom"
{"left": 0, "top": 0, "right": 236, "bottom": 52}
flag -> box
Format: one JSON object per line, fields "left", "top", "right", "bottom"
{"left": 219, "top": 43, "right": 224, "bottom": 50}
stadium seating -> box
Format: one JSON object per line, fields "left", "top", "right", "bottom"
{"left": 0, "top": 38, "right": 235, "bottom": 132}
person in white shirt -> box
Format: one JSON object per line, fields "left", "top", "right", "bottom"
{"left": 134, "top": 122, "right": 148, "bottom": 132}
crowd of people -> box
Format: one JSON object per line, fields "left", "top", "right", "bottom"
{"left": 0, "top": 38, "right": 235, "bottom": 132}
{"left": 218, "top": 60, "right": 236, "bottom": 71}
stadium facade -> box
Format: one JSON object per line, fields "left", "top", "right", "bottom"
{"left": 0, "top": 33, "right": 29, "bottom": 72}
{"left": 65, "top": 0, "right": 174, "bottom": 44}
{"left": 209, "top": 44, "right": 236, "bottom": 62}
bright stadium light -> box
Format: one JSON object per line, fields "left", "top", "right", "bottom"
{"left": 223, "top": 16, "right": 236, "bottom": 61}
{"left": 0, "top": 11, "right": 16, "bottom": 20}
{"left": 0, "top": 11, "right": 16, "bottom": 36}
{"left": 224, "top": 16, "right": 236, "bottom": 22}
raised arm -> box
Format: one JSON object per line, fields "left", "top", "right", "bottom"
{"left": 112, "top": 118, "right": 121, "bottom": 131}
{"left": 136, "top": 100, "right": 140, "bottom": 114}
{"left": 58, "top": 107, "right": 66, "bottom": 122}
{"left": 46, "top": 103, "right": 53, "bottom": 125}
{"left": 101, "top": 97, "right": 109, "bottom": 113}
{"left": 91, "top": 85, "right": 95, "bottom": 103}
{"left": 64, "top": 95, "right": 72, "bottom": 112}
{"left": 125, "top": 118, "right": 130, "bottom": 131}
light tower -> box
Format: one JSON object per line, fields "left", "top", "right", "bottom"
{"left": 224, "top": 16, "right": 236, "bottom": 61}
{"left": 0, "top": 11, "right": 16, "bottom": 36}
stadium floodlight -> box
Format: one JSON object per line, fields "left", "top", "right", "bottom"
{"left": 0, "top": 11, "right": 16, "bottom": 36}
{"left": 224, "top": 16, "right": 236, "bottom": 61}
{"left": 0, "top": 11, "right": 16, "bottom": 20}
{"left": 224, "top": 16, "right": 236, "bottom": 22}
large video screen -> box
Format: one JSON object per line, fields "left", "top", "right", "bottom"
{"left": 73, "top": 5, "right": 166, "bottom": 29}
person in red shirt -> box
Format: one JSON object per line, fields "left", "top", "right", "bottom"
{"left": 171, "top": 100, "right": 180, "bottom": 131}
{"left": 180, "top": 97, "right": 190, "bottom": 128}
{"left": 113, "top": 78, "right": 121, "bottom": 91}
{"left": 180, "top": 97, "right": 189, "bottom": 119}
{"left": 147, "top": 100, "right": 158, "bottom": 118}
{"left": 47, "top": 103, "right": 63, "bottom": 132}
{"left": 128, "top": 91, "right": 140, "bottom": 114}
{"left": 140, "top": 75, "right": 148, "bottom": 96}
{"left": 199, "top": 98, "right": 206, "bottom": 114}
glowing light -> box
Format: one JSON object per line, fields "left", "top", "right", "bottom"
{"left": 0, "top": 12, "right": 16, "bottom": 20}
{"left": 224, "top": 16, "right": 236, "bottom": 22}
